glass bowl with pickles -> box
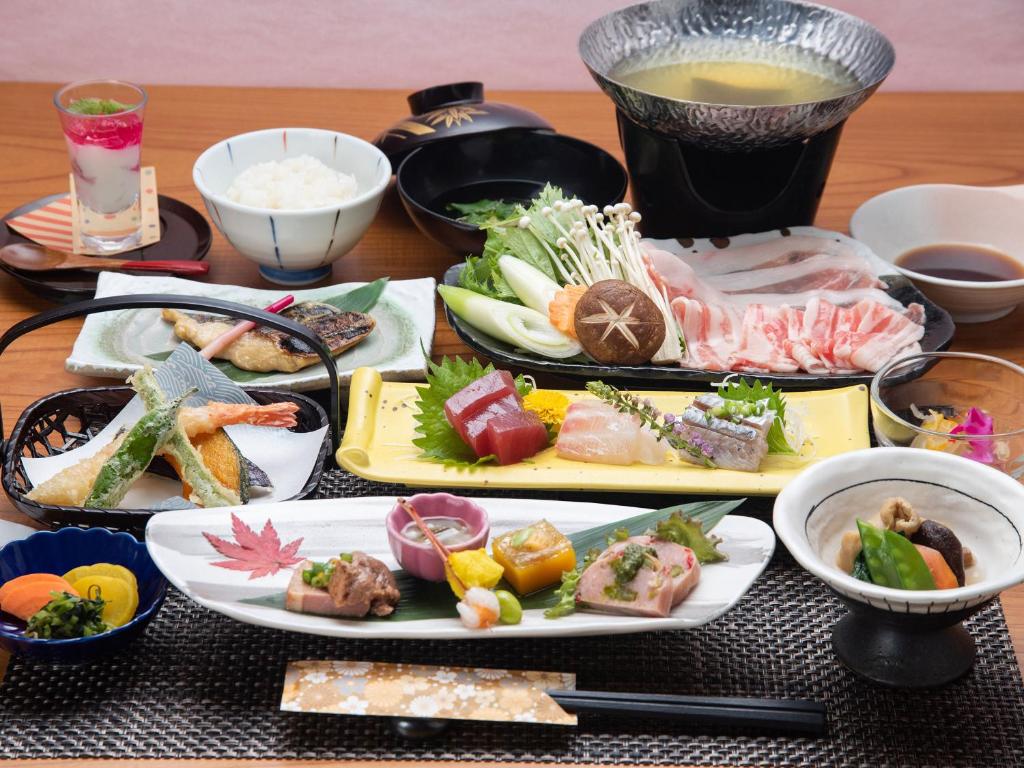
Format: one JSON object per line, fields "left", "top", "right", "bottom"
{"left": 0, "top": 527, "right": 168, "bottom": 662}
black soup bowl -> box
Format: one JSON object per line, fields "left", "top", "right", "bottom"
{"left": 396, "top": 129, "right": 628, "bottom": 253}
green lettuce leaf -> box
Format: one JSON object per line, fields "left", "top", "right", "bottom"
{"left": 458, "top": 254, "right": 520, "bottom": 302}
{"left": 411, "top": 356, "right": 532, "bottom": 467}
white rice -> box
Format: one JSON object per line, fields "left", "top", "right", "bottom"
{"left": 226, "top": 154, "right": 358, "bottom": 210}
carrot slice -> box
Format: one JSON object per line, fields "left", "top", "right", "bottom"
{"left": 548, "top": 285, "right": 587, "bottom": 339}
{"left": 0, "top": 573, "right": 66, "bottom": 606}
{"left": 915, "top": 544, "right": 959, "bottom": 590}
{"left": 2, "top": 579, "right": 78, "bottom": 621}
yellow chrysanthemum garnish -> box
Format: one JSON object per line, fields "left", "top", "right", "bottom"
{"left": 910, "top": 409, "right": 959, "bottom": 452}
{"left": 522, "top": 389, "right": 570, "bottom": 430}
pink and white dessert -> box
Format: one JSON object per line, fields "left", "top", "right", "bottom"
{"left": 61, "top": 108, "right": 143, "bottom": 215}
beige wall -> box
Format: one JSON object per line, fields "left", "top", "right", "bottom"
{"left": 2, "top": 0, "right": 1022, "bottom": 91}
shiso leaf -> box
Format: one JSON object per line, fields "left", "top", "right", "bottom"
{"left": 717, "top": 377, "right": 795, "bottom": 455}
{"left": 410, "top": 356, "right": 532, "bottom": 467}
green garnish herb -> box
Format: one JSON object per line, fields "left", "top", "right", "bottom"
{"left": 608, "top": 527, "right": 630, "bottom": 544}
{"left": 586, "top": 381, "right": 716, "bottom": 468}
{"left": 67, "top": 97, "right": 133, "bottom": 115}
{"left": 670, "top": 565, "right": 684, "bottom": 578}
{"left": 608, "top": 543, "right": 657, "bottom": 600}
{"left": 511, "top": 527, "right": 534, "bottom": 548}
{"left": 650, "top": 511, "right": 728, "bottom": 564}
{"left": 339, "top": 552, "right": 353, "bottom": 563}
{"left": 447, "top": 199, "right": 520, "bottom": 227}
{"left": 302, "top": 560, "right": 336, "bottom": 589}
{"left": 717, "top": 378, "right": 795, "bottom": 455}
{"left": 26, "top": 591, "right": 109, "bottom": 639}
{"left": 603, "top": 582, "right": 637, "bottom": 602}
{"left": 544, "top": 567, "right": 582, "bottom": 618}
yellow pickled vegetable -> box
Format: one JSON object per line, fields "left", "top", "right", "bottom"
{"left": 522, "top": 390, "right": 570, "bottom": 430}
{"left": 63, "top": 563, "right": 138, "bottom": 594}
{"left": 911, "top": 410, "right": 959, "bottom": 452}
{"left": 71, "top": 574, "right": 139, "bottom": 628}
{"left": 446, "top": 549, "right": 504, "bottom": 599}
{"left": 492, "top": 520, "right": 576, "bottom": 595}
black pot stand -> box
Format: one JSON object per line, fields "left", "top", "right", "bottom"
{"left": 830, "top": 589, "right": 990, "bottom": 688}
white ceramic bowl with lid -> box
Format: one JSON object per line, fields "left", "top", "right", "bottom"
{"left": 850, "top": 183, "right": 1024, "bottom": 323}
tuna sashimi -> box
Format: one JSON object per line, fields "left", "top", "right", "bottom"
{"left": 485, "top": 410, "right": 549, "bottom": 465}
{"left": 455, "top": 393, "right": 520, "bottom": 457}
{"left": 555, "top": 400, "right": 665, "bottom": 466}
{"left": 444, "top": 370, "right": 518, "bottom": 425}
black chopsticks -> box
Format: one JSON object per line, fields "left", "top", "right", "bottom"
{"left": 546, "top": 689, "right": 826, "bottom": 736}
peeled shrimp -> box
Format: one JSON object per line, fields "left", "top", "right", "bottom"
{"left": 177, "top": 401, "right": 299, "bottom": 436}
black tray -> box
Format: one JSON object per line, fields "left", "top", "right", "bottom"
{"left": 1, "top": 193, "right": 211, "bottom": 303}
{"left": 443, "top": 264, "right": 955, "bottom": 390}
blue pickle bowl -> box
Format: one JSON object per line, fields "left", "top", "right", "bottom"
{"left": 0, "top": 527, "right": 168, "bottom": 663}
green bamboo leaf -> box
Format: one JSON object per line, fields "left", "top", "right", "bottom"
{"left": 321, "top": 277, "right": 389, "bottom": 313}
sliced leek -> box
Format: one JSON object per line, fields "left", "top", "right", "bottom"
{"left": 498, "top": 255, "right": 561, "bottom": 315}
{"left": 438, "top": 285, "right": 581, "bottom": 359}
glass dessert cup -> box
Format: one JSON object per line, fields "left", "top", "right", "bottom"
{"left": 54, "top": 80, "right": 147, "bottom": 253}
{"left": 870, "top": 351, "right": 1024, "bottom": 481}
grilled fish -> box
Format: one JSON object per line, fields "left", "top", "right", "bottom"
{"left": 161, "top": 301, "right": 375, "bottom": 373}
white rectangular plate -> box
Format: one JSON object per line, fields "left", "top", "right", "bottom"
{"left": 65, "top": 272, "right": 436, "bottom": 391}
{"left": 146, "top": 497, "right": 775, "bottom": 640}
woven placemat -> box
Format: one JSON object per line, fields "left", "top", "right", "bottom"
{"left": 2, "top": 469, "right": 1023, "bottom": 766}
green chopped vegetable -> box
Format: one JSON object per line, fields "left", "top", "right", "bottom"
{"left": 609, "top": 543, "right": 656, "bottom": 586}
{"left": 302, "top": 560, "right": 336, "bottom": 589}
{"left": 26, "top": 591, "right": 109, "bottom": 639}
{"left": 447, "top": 199, "right": 519, "bottom": 226}
{"left": 85, "top": 388, "right": 193, "bottom": 508}
{"left": 851, "top": 551, "right": 872, "bottom": 583}
{"left": 511, "top": 527, "right": 534, "bottom": 548}
{"left": 717, "top": 378, "right": 795, "bottom": 455}
{"left": 494, "top": 589, "right": 523, "bottom": 624}
{"left": 608, "top": 527, "right": 630, "bottom": 544}
{"left": 650, "top": 511, "right": 728, "bottom": 564}
{"left": 66, "top": 97, "right": 132, "bottom": 115}
{"left": 411, "top": 356, "right": 532, "bottom": 467}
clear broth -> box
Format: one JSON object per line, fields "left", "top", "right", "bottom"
{"left": 897, "top": 243, "right": 1024, "bottom": 282}
{"left": 401, "top": 516, "right": 475, "bottom": 547}
{"left": 613, "top": 40, "right": 860, "bottom": 106}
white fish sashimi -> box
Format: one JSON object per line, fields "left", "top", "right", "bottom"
{"left": 555, "top": 401, "right": 665, "bottom": 466}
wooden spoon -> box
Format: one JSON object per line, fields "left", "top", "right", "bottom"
{"left": 0, "top": 242, "right": 210, "bottom": 276}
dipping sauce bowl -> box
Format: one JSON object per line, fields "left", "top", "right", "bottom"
{"left": 385, "top": 493, "right": 490, "bottom": 581}
{"left": 851, "top": 184, "right": 1024, "bottom": 322}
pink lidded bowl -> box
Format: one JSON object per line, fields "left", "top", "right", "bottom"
{"left": 385, "top": 493, "right": 490, "bottom": 581}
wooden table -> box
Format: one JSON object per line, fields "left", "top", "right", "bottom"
{"left": 1, "top": 83, "right": 1023, "bottom": 766}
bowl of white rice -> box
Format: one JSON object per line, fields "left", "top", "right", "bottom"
{"left": 193, "top": 128, "right": 391, "bottom": 285}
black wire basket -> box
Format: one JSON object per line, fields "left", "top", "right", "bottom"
{"left": 1, "top": 295, "right": 341, "bottom": 534}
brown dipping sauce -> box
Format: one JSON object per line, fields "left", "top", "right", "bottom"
{"left": 897, "top": 243, "right": 1024, "bottom": 282}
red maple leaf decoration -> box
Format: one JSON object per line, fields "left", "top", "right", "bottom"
{"left": 202, "top": 513, "right": 304, "bottom": 580}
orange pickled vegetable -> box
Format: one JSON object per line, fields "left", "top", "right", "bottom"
{"left": 1, "top": 577, "right": 78, "bottom": 621}
{"left": 914, "top": 544, "right": 959, "bottom": 590}
{"left": 548, "top": 285, "right": 587, "bottom": 339}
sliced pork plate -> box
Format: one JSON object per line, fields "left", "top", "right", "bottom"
{"left": 642, "top": 230, "right": 927, "bottom": 375}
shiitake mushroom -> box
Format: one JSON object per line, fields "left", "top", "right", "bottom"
{"left": 910, "top": 520, "right": 965, "bottom": 587}
{"left": 573, "top": 280, "right": 665, "bottom": 365}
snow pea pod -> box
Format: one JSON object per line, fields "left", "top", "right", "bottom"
{"left": 856, "top": 519, "right": 936, "bottom": 590}
{"left": 85, "top": 389, "right": 193, "bottom": 508}
{"left": 883, "top": 529, "right": 936, "bottom": 590}
{"left": 856, "top": 519, "right": 902, "bottom": 589}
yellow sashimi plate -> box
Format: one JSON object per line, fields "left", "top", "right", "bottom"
{"left": 337, "top": 368, "right": 869, "bottom": 496}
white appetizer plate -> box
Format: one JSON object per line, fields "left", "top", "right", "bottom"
{"left": 146, "top": 497, "right": 774, "bottom": 640}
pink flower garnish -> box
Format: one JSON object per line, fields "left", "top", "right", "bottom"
{"left": 950, "top": 407, "right": 995, "bottom": 463}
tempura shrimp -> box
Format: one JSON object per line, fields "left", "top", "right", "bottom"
{"left": 177, "top": 401, "right": 299, "bottom": 436}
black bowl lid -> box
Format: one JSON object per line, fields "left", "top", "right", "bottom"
{"left": 373, "top": 81, "right": 554, "bottom": 166}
